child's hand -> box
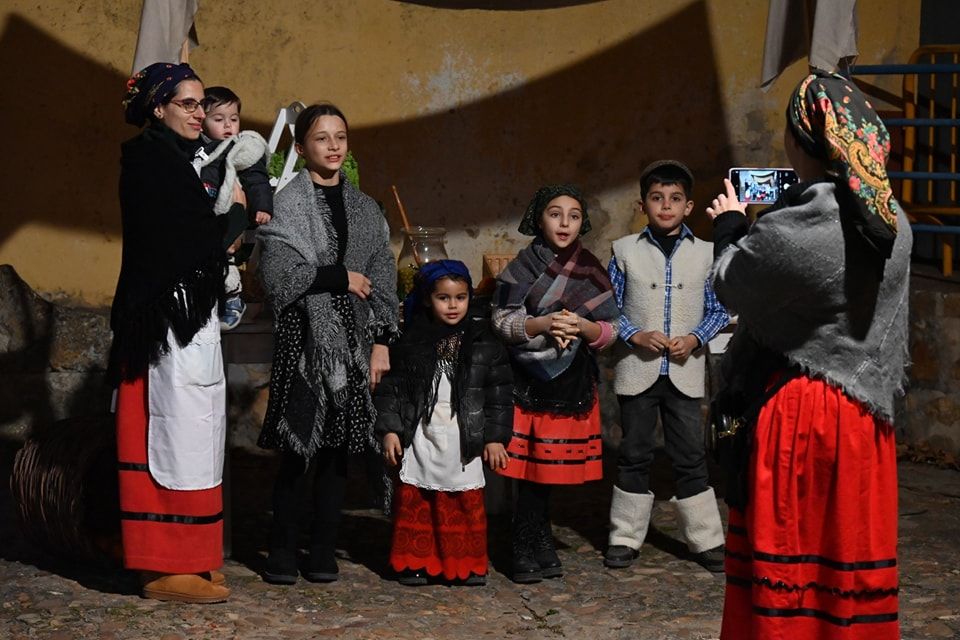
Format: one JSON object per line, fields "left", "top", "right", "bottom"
{"left": 630, "top": 330, "right": 670, "bottom": 354}
{"left": 706, "top": 178, "right": 746, "bottom": 220}
{"left": 255, "top": 211, "right": 272, "bottom": 225}
{"left": 551, "top": 309, "right": 582, "bottom": 338}
{"left": 483, "top": 443, "right": 509, "bottom": 470}
{"left": 668, "top": 334, "right": 699, "bottom": 363}
{"left": 383, "top": 433, "right": 403, "bottom": 467}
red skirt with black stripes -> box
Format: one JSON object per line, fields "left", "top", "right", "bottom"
{"left": 116, "top": 375, "right": 224, "bottom": 574}
{"left": 721, "top": 375, "right": 899, "bottom": 640}
{"left": 497, "top": 397, "right": 603, "bottom": 485}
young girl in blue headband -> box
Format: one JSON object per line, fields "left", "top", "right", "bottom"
{"left": 375, "top": 260, "right": 513, "bottom": 586}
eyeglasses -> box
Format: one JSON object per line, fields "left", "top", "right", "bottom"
{"left": 169, "top": 98, "right": 203, "bottom": 114}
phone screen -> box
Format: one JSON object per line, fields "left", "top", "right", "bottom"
{"left": 728, "top": 168, "right": 799, "bottom": 205}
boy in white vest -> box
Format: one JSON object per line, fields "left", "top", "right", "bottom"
{"left": 604, "top": 160, "right": 729, "bottom": 572}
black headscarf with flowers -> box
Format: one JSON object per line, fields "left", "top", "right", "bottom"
{"left": 786, "top": 71, "right": 902, "bottom": 258}
{"left": 123, "top": 62, "right": 201, "bottom": 127}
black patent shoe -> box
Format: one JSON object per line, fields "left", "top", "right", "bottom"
{"left": 463, "top": 573, "right": 487, "bottom": 586}
{"left": 397, "top": 569, "right": 428, "bottom": 586}
{"left": 304, "top": 547, "right": 339, "bottom": 583}
{"left": 262, "top": 549, "right": 298, "bottom": 584}
{"left": 603, "top": 545, "right": 640, "bottom": 569}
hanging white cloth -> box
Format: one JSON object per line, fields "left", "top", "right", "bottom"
{"left": 132, "top": 0, "right": 200, "bottom": 73}
{"left": 761, "top": 0, "right": 859, "bottom": 88}
{"left": 400, "top": 374, "right": 486, "bottom": 492}
{"left": 147, "top": 306, "right": 226, "bottom": 490}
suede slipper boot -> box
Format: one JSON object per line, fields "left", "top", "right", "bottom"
{"left": 141, "top": 573, "right": 230, "bottom": 604}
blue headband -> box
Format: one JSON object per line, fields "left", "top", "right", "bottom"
{"left": 402, "top": 260, "right": 473, "bottom": 324}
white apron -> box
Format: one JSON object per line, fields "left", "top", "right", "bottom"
{"left": 400, "top": 375, "right": 485, "bottom": 492}
{"left": 147, "top": 308, "right": 226, "bottom": 490}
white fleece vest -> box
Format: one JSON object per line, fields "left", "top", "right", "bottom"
{"left": 612, "top": 233, "right": 714, "bottom": 398}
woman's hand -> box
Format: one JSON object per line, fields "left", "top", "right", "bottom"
{"left": 383, "top": 433, "right": 402, "bottom": 467}
{"left": 232, "top": 181, "right": 247, "bottom": 208}
{"left": 347, "top": 271, "right": 372, "bottom": 300}
{"left": 706, "top": 178, "right": 746, "bottom": 220}
{"left": 668, "top": 334, "right": 699, "bottom": 363}
{"left": 254, "top": 211, "right": 272, "bottom": 225}
{"left": 369, "top": 344, "right": 390, "bottom": 391}
{"left": 226, "top": 234, "right": 242, "bottom": 256}
{"left": 483, "top": 443, "right": 509, "bottom": 471}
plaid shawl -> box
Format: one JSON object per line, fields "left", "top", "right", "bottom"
{"left": 494, "top": 237, "right": 619, "bottom": 381}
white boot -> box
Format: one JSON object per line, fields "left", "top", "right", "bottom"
{"left": 608, "top": 486, "right": 655, "bottom": 550}
{"left": 671, "top": 486, "right": 724, "bottom": 553}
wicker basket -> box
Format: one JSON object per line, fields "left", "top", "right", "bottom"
{"left": 10, "top": 414, "right": 121, "bottom": 564}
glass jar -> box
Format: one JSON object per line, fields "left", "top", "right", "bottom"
{"left": 397, "top": 226, "right": 449, "bottom": 300}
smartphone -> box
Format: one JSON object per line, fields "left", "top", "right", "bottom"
{"left": 728, "top": 167, "right": 799, "bottom": 205}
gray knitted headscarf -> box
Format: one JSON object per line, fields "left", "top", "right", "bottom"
{"left": 517, "top": 184, "right": 592, "bottom": 236}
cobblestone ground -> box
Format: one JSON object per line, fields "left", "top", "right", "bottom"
{"left": 1, "top": 443, "right": 958, "bottom": 640}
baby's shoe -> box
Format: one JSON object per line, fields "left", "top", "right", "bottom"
{"left": 220, "top": 295, "right": 246, "bottom": 331}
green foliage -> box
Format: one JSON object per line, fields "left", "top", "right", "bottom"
{"left": 267, "top": 150, "right": 359, "bottom": 189}
{"left": 342, "top": 152, "right": 360, "bottom": 189}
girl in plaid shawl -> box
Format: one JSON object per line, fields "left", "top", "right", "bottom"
{"left": 491, "top": 184, "right": 619, "bottom": 583}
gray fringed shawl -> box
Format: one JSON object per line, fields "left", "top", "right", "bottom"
{"left": 258, "top": 169, "right": 398, "bottom": 449}
{"left": 712, "top": 181, "right": 912, "bottom": 422}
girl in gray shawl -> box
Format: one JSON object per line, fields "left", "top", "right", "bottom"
{"left": 706, "top": 73, "right": 909, "bottom": 640}
{"left": 257, "top": 104, "right": 398, "bottom": 585}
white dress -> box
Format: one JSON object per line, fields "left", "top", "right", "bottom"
{"left": 399, "top": 374, "right": 485, "bottom": 492}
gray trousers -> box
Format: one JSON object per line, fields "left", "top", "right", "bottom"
{"left": 616, "top": 375, "right": 708, "bottom": 499}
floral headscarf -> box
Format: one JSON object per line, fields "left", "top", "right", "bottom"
{"left": 787, "top": 72, "right": 901, "bottom": 258}
{"left": 123, "top": 62, "right": 201, "bottom": 127}
{"left": 517, "top": 184, "right": 592, "bottom": 236}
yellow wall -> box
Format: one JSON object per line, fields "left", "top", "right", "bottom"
{"left": 0, "top": 0, "right": 920, "bottom": 305}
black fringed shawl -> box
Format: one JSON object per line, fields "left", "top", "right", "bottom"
{"left": 107, "top": 123, "right": 228, "bottom": 382}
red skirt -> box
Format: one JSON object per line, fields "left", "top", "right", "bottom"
{"left": 116, "top": 375, "right": 224, "bottom": 574}
{"left": 497, "top": 398, "right": 603, "bottom": 485}
{"left": 389, "top": 482, "right": 487, "bottom": 580}
{"left": 721, "top": 375, "right": 899, "bottom": 640}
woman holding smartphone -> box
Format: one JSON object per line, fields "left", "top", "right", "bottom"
{"left": 707, "top": 72, "right": 910, "bottom": 640}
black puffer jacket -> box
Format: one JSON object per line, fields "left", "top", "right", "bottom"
{"left": 374, "top": 318, "right": 514, "bottom": 460}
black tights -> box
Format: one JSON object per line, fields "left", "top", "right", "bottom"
{"left": 270, "top": 448, "right": 347, "bottom": 548}
{"left": 515, "top": 480, "right": 553, "bottom": 521}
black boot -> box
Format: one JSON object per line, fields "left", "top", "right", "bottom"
{"left": 512, "top": 513, "right": 543, "bottom": 584}
{"left": 304, "top": 449, "right": 345, "bottom": 583}
{"left": 532, "top": 516, "right": 563, "bottom": 579}
{"left": 263, "top": 522, "right": 299, "bottom": 585}
{"left": 304, "top": 527, "right": 339, "bottom": 583}
{"left": 263, "top": 456, "right": 303, "bottom": 585}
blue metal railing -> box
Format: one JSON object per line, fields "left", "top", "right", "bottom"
{"left": 849, "top": 61, "right": 960, "bottom": 270}
{"left": 849, "top": 63, "right": 960, "bottom": 75}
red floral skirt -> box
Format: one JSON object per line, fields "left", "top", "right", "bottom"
{"left": 116, "top": 375, "right": 223, "bottom": 574}
{"left": 497, "top": 399, "right": 603, "bottom": 485}
{"left": 389, "top": 482, "right": 487, "bottom": 580}
{"left": 721, "top": 375, "right": 899, "bottom": 640}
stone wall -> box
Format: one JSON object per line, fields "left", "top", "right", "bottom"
{"left": 902, "top": 279, "right": 960, "bottom": 455}
{"left": 3, "top": 264, "right": 958, "bottom": 459}
{"left": 0, "top": 266, "right": 112, "bottom": 442}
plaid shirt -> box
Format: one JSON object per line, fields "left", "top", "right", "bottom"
{"left": 608, "top": 225, "right": 729, "bottom": 375}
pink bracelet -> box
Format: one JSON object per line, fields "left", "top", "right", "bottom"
{"left": 588, "top": 320, "right": 613, "bottom": 349}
